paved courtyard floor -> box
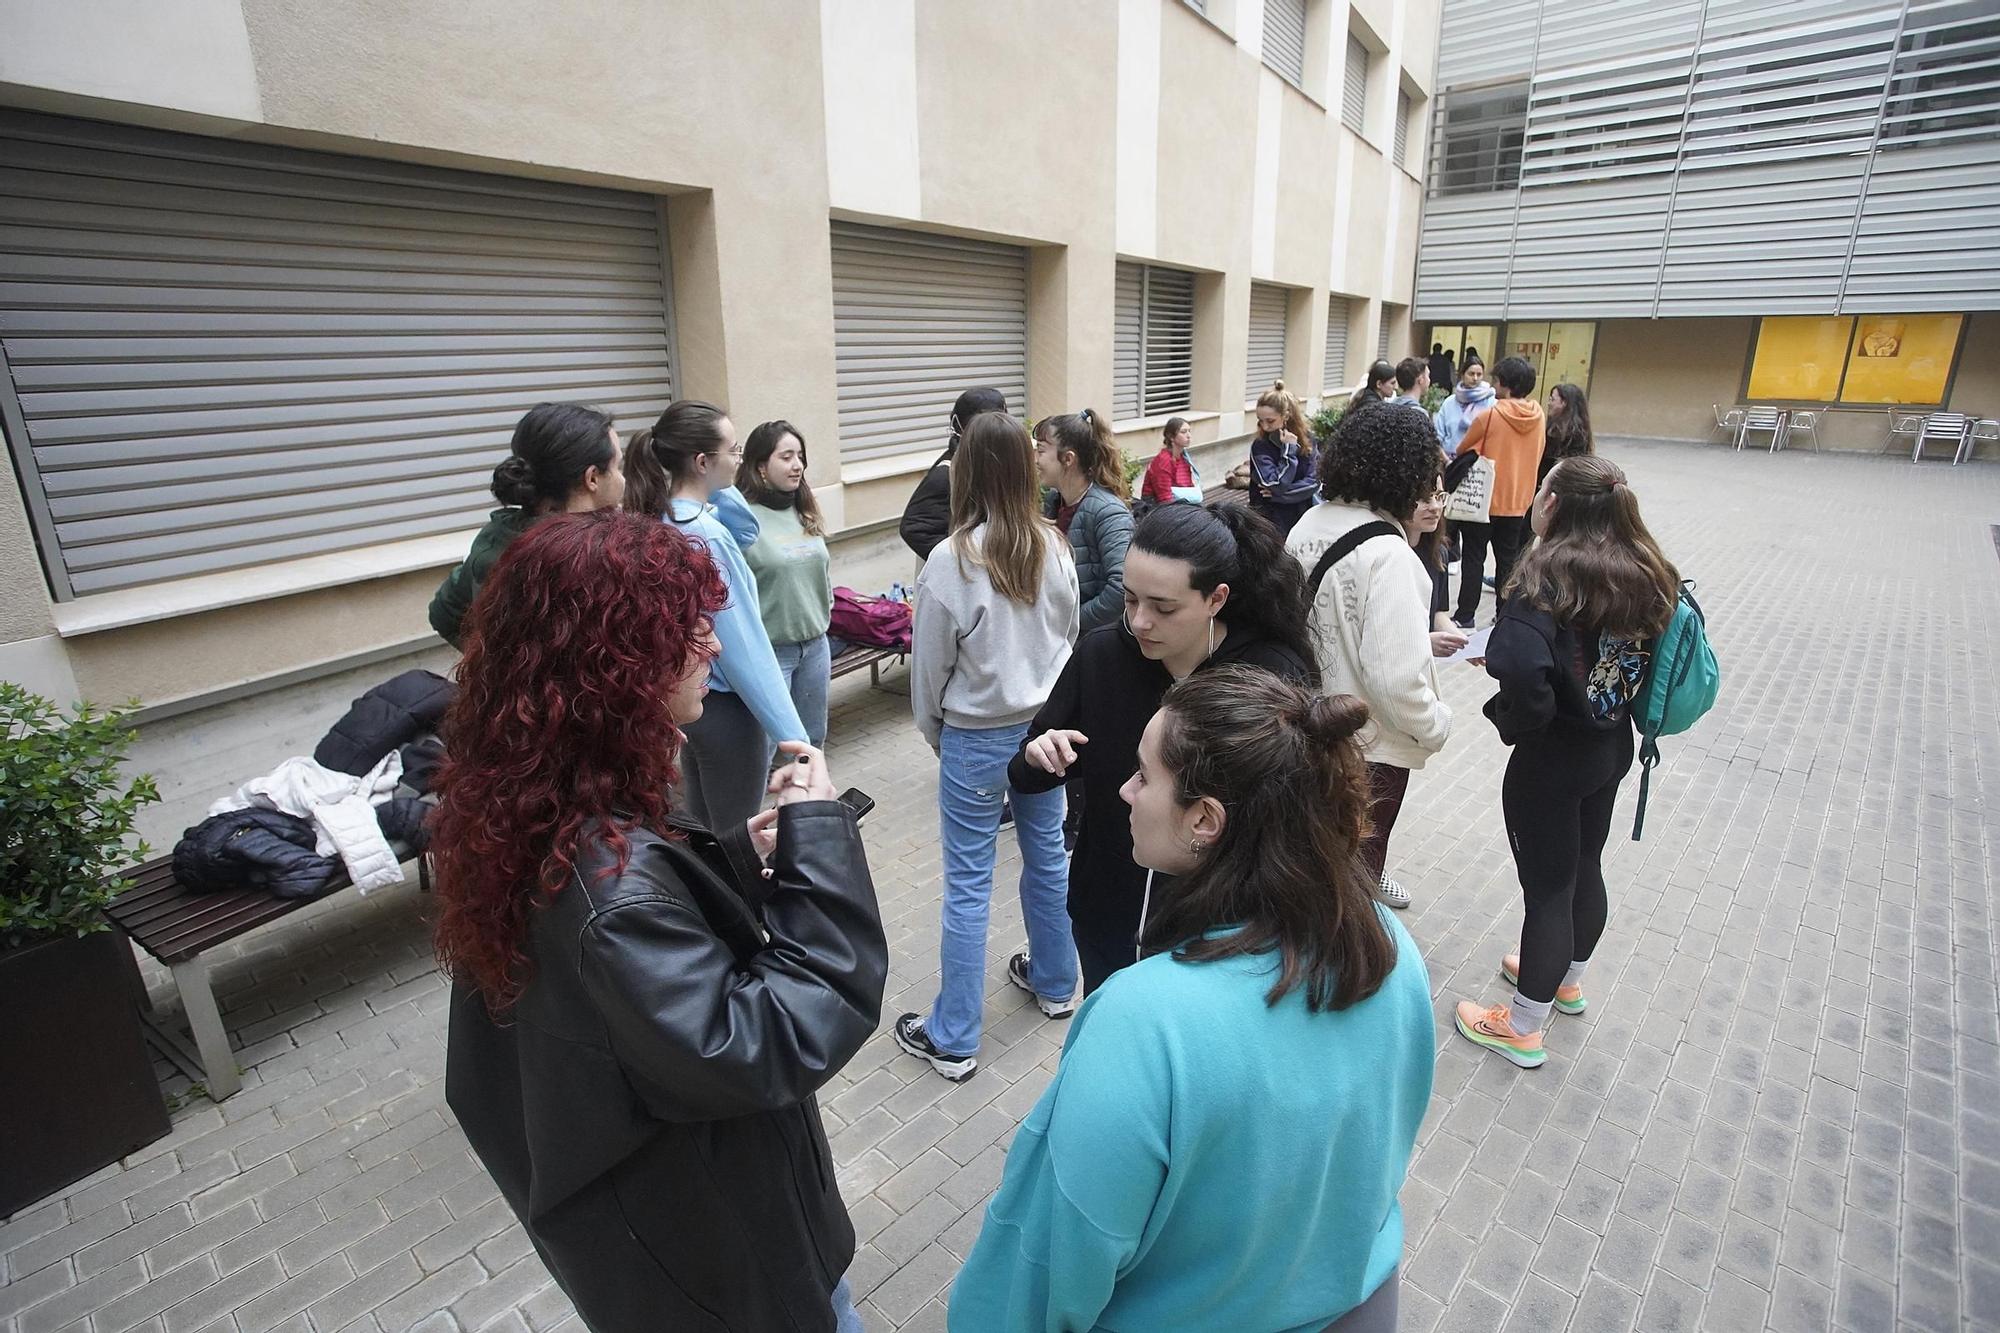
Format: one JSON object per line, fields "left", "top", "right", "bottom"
{"left": 2, "top": 438, "right": 1996, "bottom": 1333}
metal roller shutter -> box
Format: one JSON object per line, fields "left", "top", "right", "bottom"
{"left": 1263, "top": 0, "right": 1308, "bottom": 89}
{"left": 831, "top": 222, "right": 1028, "bottom": 463}
{"left": 1343, "top": 36, "right": 1371, "bottom": 134}
{"left": 1395, "top": 90, "right": 1412, "bottom": 167}
{"left": 1324, "top": 296, "right": 1351, "bottom": 390}
{"left": 1246, "top": 282, "right": 1289, "bottom": 400}
{"left": 1378, "top": 322, "right": 1392, "bottom": 364}
{"left": 0, "top": 110, "right": 676, "bottom": 599}
{"left": 1114, "top": 262, "right": 1144, "bottom": 421}
{"left": 1141, "top": 266, "right": 1195, "bottom": 416}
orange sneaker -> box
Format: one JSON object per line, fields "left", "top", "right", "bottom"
{"left": 1500, "top": 954, "right": 1587, "bottom": 1015}
{"left": 1454, "top": 1001, "right": 1547, "bottom": 1068}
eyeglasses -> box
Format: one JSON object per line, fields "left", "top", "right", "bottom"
{"left": 710, "top": 446, "right": 745, "bottom": 461}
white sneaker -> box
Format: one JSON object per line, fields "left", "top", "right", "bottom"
{"left": 1375, "top": 874, "right": 1411, "bottom": 910}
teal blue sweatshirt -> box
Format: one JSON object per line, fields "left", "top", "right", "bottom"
{"left": 948, "top": 913, "right": 1434, "bottom": 1333}
{"left": 667, "top": 491, "right": 808, "bottom": 745}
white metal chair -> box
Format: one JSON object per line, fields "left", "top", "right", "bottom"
{"left": 1736, "top": 406, "right": 1785, "bottom": 451}
{"left": 1914, "top": 412, "right": 1968, "bottom": 463}
{"left": 1886, "top": 412, "right": 1924, "bottom": 455}
{"left": 1710, "top": 404, "right": 1745, "bottom": 445}
{"left": 1779, "top": 409, "right": 1822, "bottom": 452}
{"left": 1963, "top": 418, "right": 1997, "bottom": 465}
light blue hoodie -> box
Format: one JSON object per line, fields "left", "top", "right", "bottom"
{"left": 1434, "top": 382, "right": 1496, "bottom": 457}
{"left": 948, "top": 912, "right": 1434, "bottom": 1333}
{"left": 666, "top": 488, "right": 808, "bottom": 745}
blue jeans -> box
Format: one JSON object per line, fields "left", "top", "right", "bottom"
{"left": 771, "top": 635, "right": 831, "bottom": 749}
{"left": 832, "top": 1275, "right": 864, "bottom": 1332}
{"left": 927, "top": 722, "right": 1076, "bottom": 1057}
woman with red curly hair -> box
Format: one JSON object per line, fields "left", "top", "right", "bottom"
{"left": 431, "top": 509, "right": 887, "bottom": 1333}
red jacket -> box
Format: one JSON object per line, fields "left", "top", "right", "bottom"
{"left": 1142, "top": 448, "right": 1197, "bottom": 504}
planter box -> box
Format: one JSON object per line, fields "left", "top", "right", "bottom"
{"left": 0, "top": 929, "right": 170, "bottom": 1217}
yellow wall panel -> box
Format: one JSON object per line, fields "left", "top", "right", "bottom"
{"left": 1839, "top": 314, "right": 1963, "bottom": 405}
{"left": 1747, "top": 317, "right": 1852, "bottom": 401}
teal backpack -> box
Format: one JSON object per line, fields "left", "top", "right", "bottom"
{"left": 1631, "top": 581, "right": 1719, "bottom": 839}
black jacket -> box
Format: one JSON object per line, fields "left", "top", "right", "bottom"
{"left": 1483, "top": 601, "right": 1642, "bottom": 747}
{"left": 173, "top": 800, "right": 432, "bottom": 899}
{"left": 898, "top": 444, "right": 955, "bottom": 561}
{"left": 1007, "top": 621, "right": 1315, "bottom": 957}
{"left": 314, "top": 670, "right": 456, "bottom": 778}
{"left": 445, "top": 803, "right": 888, "bottom": 1333}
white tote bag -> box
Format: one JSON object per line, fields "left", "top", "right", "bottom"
{"left": 1445, "top": 456, "right": 1494, "bottom": 524}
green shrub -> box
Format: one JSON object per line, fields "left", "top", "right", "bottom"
{"left": 0, "top": 684, "right": 158, "bottom": 951}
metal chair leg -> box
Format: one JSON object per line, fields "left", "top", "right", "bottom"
{"left": 170, "top": 956, "right": 241, "bottom": 1099}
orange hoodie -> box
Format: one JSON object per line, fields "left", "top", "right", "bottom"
{"left": 1464, "top": 397, "right": 1546, "bottom": 518}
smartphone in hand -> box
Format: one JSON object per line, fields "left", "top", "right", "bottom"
{"left": 835, "top": 788, "right": 876, "bottom": 822}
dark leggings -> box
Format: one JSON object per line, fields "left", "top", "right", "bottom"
{"left": 1502, "top": 727, "right": 1634, "bottom": 1003}
{"left": 1453, "top": 515, "right": 1528, "bottom": 622}
{"left": 1359, "top": 763, "right": 1410, "bottom": 882}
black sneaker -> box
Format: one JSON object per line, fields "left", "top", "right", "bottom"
{"left": 1007, "top": 952, "right": 1077, "bottom": 1019}
{"left": 893, "top": 1013, "right": 978, "bottom": 1082}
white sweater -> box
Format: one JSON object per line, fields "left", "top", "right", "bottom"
{"left": 911, "top": 525, "right": 1079, "bottom": 751}
{"left": 1286, "top": 501, "right": 1453, "bottom": 770}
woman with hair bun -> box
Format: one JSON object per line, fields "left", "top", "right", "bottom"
{"left": 1141, "top": 416, "right": 1203, "bottom": 505}
{"left": 1010, "top": 501, "right": 1317, "bottom": 996}
{"left": 428, "top": 402, "right": 625, "bottom": 648}
{"left": 1034, "top": 408, "right": 1133, "bottom": 632}
{"left": 954, "top": 667, "right": 1433, "bottom": 1333}
{"left": 1248, "top": 381, "right": 1319, "bottom": 537}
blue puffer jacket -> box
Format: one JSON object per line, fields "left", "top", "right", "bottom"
{"left": 1045, "top": 484, "right": 1133, "bottom": 632}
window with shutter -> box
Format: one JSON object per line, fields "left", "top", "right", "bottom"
{"left": 1324, "top": 296, "right": 1351, "bottom": 391}
{"left": 0, "top": 110, "right": 678, "bottom": 599}
{"left": 1263, "top": 0, "right": 1309, "bottom": 90}
{"left": 1429, "top": 81, "right": 1528, "bottom": 196}
{"left": 1343, "top": 35, "right": 1370, "bottom": 134}
{"left": 1394, "top": 89, "right": 1411, "bottom": 167}
{"left": 1246, "top": 283, "right": 1289, "bottom": 401}
{"left": 1114, "top": 262, "right": 1196, "bottom": 421}
{"left": 1377, "top": 321, "right": 1392, "bottom": 364}
{"left": 830, "top": 222, "right": 1028, "bottom": 464}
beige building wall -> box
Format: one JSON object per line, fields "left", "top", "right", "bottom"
{"left": 0, "top": 0, "right": 1438, "bottom": 715}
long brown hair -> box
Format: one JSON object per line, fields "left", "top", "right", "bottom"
{"left": 949, "top": 412, "right": 1057, "bottom": 604}
{"left": 1256, "top": 381, "right": 1316, "bottom": 459}
{"left": 736, "top": 419, "right": 824, "bottom": 536}
{"left": 1035, "top": 408, "right": 1129, "bottom": 500}
{"left": 1506, "top": 456, "right": 1679, "bottom": 640}
{"left": 623, "top": 399, "right": 729, "bottom": 518}
{"left": 1141, "top": 667, "right": 1396, "bottom": 1012}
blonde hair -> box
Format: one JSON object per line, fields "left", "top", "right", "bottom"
{"left": 949, "top": 413, "right": 1057, "bottom": 604}
{"left": 1255, "top": 381, "right": 1315, "bottom": 458}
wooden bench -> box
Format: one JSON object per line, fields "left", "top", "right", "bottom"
{"left": 106, "top": 855, "right": 426, "bottom": 1100}
{"left": 829, "top": 641, "right": 906, "bottom": 689}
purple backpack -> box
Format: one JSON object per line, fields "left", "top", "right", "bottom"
{"left": 830, "top": 587, "right": 913, "bottom": 652}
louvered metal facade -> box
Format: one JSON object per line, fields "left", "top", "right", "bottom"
{"left": 1342, "top": 36, "right": 1371, "bottom": 133}
{"left": 0, "top": 111, "right": 677, "bottom": 599}
{"left": 1246, "top": 282, "right": 1290, "bottom": 399}
{"left": 1324, "top": 296, "right": 1353, "bottom": 390}
{"left": 831, "top": 222, "right": 1028, "bottom": 463}
{"left": 1395, "top": 90, "right": 1412, "bottom": 168}
{"left": 1414, "top": 0, "right": 2000, "bottom": 319}
{"left": 1113, "top": 261, "right": 1195, "bottom": 420}
{"left": 1263, "top": 0, "right": 1309, "bottom": 90}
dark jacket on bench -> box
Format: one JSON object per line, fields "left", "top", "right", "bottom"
{"left": 445, "top": 803, "right": 887, "bottom": 1333}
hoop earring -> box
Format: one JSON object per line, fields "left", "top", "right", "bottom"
{"left": 1188, "top": 837, "right": 1203, "bottom": 853}
{"left": 1206, "top": 615, "right": 1218, "bottom": 658}
{"left": 1123, "top": 606, "right": 1135, "bottom": 638}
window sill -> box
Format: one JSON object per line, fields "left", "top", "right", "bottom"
{"left": 1113, "top": 409, "right": 1220, "bottom": 434}
{"left": 51, "top": 531, "right": 475, "bottom": 637}
{"left": 1265, "top": 68, "right": 1328, "bottom": 114}
{"left": 839, "top": 451, "right": 941, "bottom": 486}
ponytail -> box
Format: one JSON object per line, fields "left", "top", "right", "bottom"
{"left": 1256, "top": 381, "right": 1316, "bottom": 458}
{"left": 1037, "top": 408, "right": 1129, "bottom": 501}
{"left": 1130, "top": 501, "right": 1318, "bottom": 682}
{"left": 622, "top": 400, "right": 729, "bottom": 519}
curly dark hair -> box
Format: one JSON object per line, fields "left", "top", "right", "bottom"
{"left": 1318, "top": 402, "right": 1443, "bottom": 516}
{"left": 430, "top": 510, "right": 726, "bottom": 1012}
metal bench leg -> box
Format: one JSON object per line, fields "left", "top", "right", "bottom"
{"left": 171, "top": 957, "right": 241, "bottom": 1100}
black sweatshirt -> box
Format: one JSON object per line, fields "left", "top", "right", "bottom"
{"left": 1483, "top": 601, "right": 1646, "bottom": 747}
{"left": 1007, "top": 620, "right": 1315, "bottom": 951}
{"left": 898, "top": 444, "right": 955, "bottom": 560}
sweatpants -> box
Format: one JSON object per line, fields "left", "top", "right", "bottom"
{"left": 679, "top": 688, "right": 773, "bottom": 834}
{"left": 1453, "top": 515, "right": 1529, "bottom": 622}
{"left": 1502, "top": 725, "right": 1635, "bottom": 1003}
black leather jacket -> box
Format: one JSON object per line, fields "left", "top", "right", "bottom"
{"left": 445, "top": 802, "right": 887, "bottom": 1332}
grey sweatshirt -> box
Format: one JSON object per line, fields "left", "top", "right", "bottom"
{"left": 911, "top": 525, "right": 1079, "bottom": 750}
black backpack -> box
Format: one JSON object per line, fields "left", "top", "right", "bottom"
{"left": 1308, "top": 521, "right": 1403, "bottom": 597}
